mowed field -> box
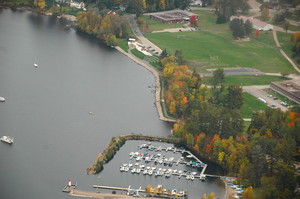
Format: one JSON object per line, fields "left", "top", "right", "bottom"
{"left": 143, "top": 11, "right": 295, "bottom": 73}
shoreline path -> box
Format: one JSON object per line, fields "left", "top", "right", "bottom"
{"left": 115, "top": 46, "right": 176, "bottom": 123}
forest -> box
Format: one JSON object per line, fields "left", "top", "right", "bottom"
{"left": 76, "top": 11, "right": 130, "bottom": 46}
{"left": 160, "top": 55, "right": 300, "bottom": 198}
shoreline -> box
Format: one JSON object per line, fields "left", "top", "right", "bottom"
{"left": 115, "top": 46, "right": 176, "bottom": 123}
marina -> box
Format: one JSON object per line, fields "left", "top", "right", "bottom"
{"left": 121, "top": 143, "right": 207, "bottom": 181}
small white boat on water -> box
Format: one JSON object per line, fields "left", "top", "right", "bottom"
{"left": 0, "top": 97, "right": 5, "bottom": 102}
{"left": 34, "top": 58, "right": 38, "bottom": 68}
{"left": 0, "top": 136, "right": 14, "bottom": 144}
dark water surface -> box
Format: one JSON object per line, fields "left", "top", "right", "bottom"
{"left": 0, "top": 9, "right": 224, "bottom": 199}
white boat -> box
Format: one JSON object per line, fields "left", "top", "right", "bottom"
{"left": 0, "top": 136, "right": 14, "bottom": 144}
{"left": 190, "top": 175, "right": 194, "bottom": 181}
{"left": 0, "top": 97, "right": 5, "bottom": 102}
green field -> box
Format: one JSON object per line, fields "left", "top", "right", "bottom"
{"left": 203, "top": 75, "right": 290, "bottom": 86}
{"left": 131, "top": 49, "right": 145, "bottom": 59}
{"left": 143, "top": 11, "right": 295, "bottom": 73}
{"left": 140, "top": 16, "right": 184, "bottom": 31}
{"left": 277, "top": 23, "right": 300, "bottom": 31}
{"left": 241, "top": 92, "right": 269, "bottom": 118}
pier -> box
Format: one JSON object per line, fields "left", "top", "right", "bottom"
{"left": 62, "top": 183, "right": 77, "bottom": 193}
{"left": 93, "top": 184, "right": 186, "bottom": 197}
{"left": 93, "top": 185, "right": 145, "bottom": 192}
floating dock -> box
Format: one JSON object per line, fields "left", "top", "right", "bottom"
{"left": 62, "top": 183, "right": 77, "bottom": 193}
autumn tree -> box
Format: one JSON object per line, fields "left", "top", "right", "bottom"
{"left": 145, "top": 185, "right": 152, "bottom": 194}
{"left": 243, "top": 187, "right": 254, "bottom": 199}
{"left": 34, "top": 0, "right": 45, "bottom": 9}
{"left": 159, "top": 0, "right": 166, "bottom": 10}
{"left": 255, "top": 29, "right": 260, "bottom": 38}
{"left": 261, "top": 8, "right": 269, "bottom": 21}
{"left": 190, "top": 15, "right": 198, "bottom": 27}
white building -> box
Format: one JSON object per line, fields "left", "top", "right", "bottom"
{"left": 70, "top": 0, "right": 85, "bottom": 9}
{"left": 230, "top": 16, "right": 273, "bottom": 31}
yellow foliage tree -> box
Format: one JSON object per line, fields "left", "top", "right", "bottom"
{"left": 243, "top": 186, "right": 254, "bottom": 199}
{"left": 141, "top": 0, "right": 147, "bottom": 10}
{"left": 163, "top": 66, "right": 175, "bottom": 78}
{"left": 218, "top": 151, "right": 225, "bottom": 163}
{"left": 161, "top": 56, "right": 176, "bottom": 68}
{"left": 34, "top": 0, "right": 45, "bottom": 9}
{"left": 169, "top": 100, "right": 176, "bottom": 114}
{"left": 146, "top": 185, "right": 152, "bottom": 194}
{"left": 159, "top": 0, "right": 166, "bottom": 10}
{"left": 208, "top": 192, "right": 216, "bottom": 199}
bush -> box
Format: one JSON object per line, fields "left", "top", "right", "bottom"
{"left": 216, "top": 15, "right": 227, "bottom": 24}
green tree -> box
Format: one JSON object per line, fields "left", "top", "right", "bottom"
{"left": 160, "top": 48, "right": 168, "bottom": 59}
{"left": 107, "top": 34, "right": 117, "bottom": 46}
{"left": 224, "top": 85, "right": 243, "bottom": 109}
{"left": 126, "top": 0, "right": 145, "bottom": 17}
{"left": 284, "top": 20, "right": 290, "bottom": 33}
{"left": 244, "top": 19, "right": 253, "bottom": 36}
{"left": 175, "top": 49, "right": 185, "bottom": 65}
{"left": 212, "top": 68, "right": 224, "bottom": 87}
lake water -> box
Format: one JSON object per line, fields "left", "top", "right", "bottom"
{"left": 0, "top": 9, "right": 225, "bottom": 199}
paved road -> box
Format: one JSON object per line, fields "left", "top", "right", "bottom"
{"left": 125, "top": 14, "right": 162, "bottom": 55}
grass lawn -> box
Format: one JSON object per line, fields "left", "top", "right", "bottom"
{"left": 203, "top": 75, "right": 290, "bottom": 86}
{"left": 143, "top": 10, "right": 295, "bottom": 73}
{"left": 131, "top": 48, "right": 145, "bottom": 60}
{"left": 140, "top": 16, "right": 185, "bottom": 32}
{"left": 118, "top": 39, "right": 129, "bottom": 52}
{"left": 241, "top": 92, "right": 269, "bottom": 118}
{"left": 277, "top": 23, "right": 300, "bottom": 32}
